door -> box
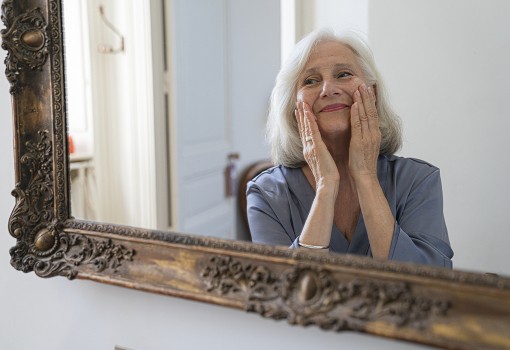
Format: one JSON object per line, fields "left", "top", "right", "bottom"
{"left": 167, "top": 0, "right": 235, "bottom": 238}
{"left": 160, "top": 0, "right": 281, "bottom": 239}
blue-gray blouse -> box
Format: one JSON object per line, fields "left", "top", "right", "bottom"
{"left": 246, "top": 155, "right": 453, "bottom": 268}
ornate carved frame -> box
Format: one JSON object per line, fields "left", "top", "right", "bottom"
{"left": 2, "top": 1, "right": 510, "bottom": 349}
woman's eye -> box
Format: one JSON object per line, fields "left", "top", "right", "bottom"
{"left": 337, "top": 71, "right": 352, "bottom": 78}
{"left": 303, "top": 78, "right": 319, "bottom": 85}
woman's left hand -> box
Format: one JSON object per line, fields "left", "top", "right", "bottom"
{"left": 349, "top": 84, "right": 381, "bottom": 181}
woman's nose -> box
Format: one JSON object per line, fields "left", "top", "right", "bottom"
{"left": 320, "top": 80, "right": 340, "bottom": 97}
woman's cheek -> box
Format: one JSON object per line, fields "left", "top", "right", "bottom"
{"left": 296, "top": 89, "right": 306, "bottom": 102}
{"left": 296, "top": 89, "right": 314, "bottom": 106}
{"left": 348, "top": 77, "right": 364, "bottom": 96}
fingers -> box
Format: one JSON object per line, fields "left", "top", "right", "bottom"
{"left": 351, "top": 84, "right": 379, "bottom": 137}
{"left": 295, "top": 101, "right": 319, "bottom": 145}
{"left": 363, "top": 85, "right": 379, "bottom": 132}
{"left": 349, "top": 84, "right": 381, "bottom": 179}
{"left": 303, "top": 103, "right": 320, "bottom": 141}
{"left": 350, "top": 101, "right": 362, "bottom": 139}
{"left": 294, "top": 102, "right": 305, "bottom": 143}
{"left": 295, "top": 102, "right": 306, "bottom": 144}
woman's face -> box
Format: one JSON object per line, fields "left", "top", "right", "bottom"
{"left": 296, "top": 41, "right": 373, "bottom": 137}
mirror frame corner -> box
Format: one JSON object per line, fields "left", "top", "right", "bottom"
{"left": 2, "top": 1, "right": 510, "bottom": 349}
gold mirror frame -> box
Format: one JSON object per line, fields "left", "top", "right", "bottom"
{"left": 2, "top": 1, "right": 510, "bottom": 349}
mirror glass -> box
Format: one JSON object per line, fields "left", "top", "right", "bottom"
{"left": 63, "top": 0, "right": 510, "bottom": 276}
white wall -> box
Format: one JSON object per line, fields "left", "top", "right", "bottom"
{"left": 297, "top": 0, "right": 369, "bottom": 39}
{"left": 369, "top": 0, "right": 510, "bottom": 275}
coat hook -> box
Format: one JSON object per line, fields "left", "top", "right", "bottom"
{"left": 97, "top": 5, "right": 125, "bottom": 54}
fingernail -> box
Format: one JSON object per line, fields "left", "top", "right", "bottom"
{"left": 361, "top": 84, "right": 367, "bottom": 93}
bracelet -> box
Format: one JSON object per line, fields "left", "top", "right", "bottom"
{"left": 298, "top": 241, "right": 329, "bottom": 249}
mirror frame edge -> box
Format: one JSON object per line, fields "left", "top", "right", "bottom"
{"left": 2, "top": 1, "right": 510, "bottom": 349}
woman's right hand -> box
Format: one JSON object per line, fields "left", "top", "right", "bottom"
{"left": 295, "top": 101, "right": 340, "bottom": 191}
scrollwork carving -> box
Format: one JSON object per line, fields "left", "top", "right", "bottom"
{"left": 1, "top": 0, "right": 49, "bottom": 93}
{"left": 67, "top": 217, "right": 510, "bottom": 290}
{"left": 201, "top": 256, "right": 277, "bottom": 296}
{"left": 9, "top": 130, "right": 53, "bottom": 243}
{"left": 48, "top": 0, "right": 68, "bottom": 222}
{"left": 10, "top": 229, "right": 135, "bottom": 279}
{"left": 201, "top": 257, "right": 451, "bottom": 331}
{"left": 8, "top": 130, "right": 134, "bottom": 279}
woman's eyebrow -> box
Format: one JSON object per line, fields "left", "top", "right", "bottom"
{"left": 333, "top": 63, "right": 355, "bottom": 71}
{"left": 302, "top": 63, "right": 355, "bottom": 76}
{"left": 302, "top": 67, "right": 319, "bottom": 76}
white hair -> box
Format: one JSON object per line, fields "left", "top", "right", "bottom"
{"left": 267, "top": 28, "right": 402, "bottom": 167}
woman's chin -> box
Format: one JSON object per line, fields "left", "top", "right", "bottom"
{"left": 318, "top": 122, "right": 351, "bottom": 136}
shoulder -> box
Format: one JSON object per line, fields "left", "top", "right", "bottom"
{"left": 247, "top": 165, "right": 298, "bottom": 195}
{"left": 382, "top": 154, "right": 440, "bottom": 176}
{"left": 246, "top": 165, "right": 302, "bottom": 198}
{"left": 380, "top": 154, "right": 443, "bottom": 193}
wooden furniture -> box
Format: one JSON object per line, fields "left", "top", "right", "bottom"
{"left": 237, "top": 160, "right": 274, "bottom": 236}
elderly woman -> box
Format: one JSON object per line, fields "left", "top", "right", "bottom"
{"left": 246, "top": 28, "right": 453, "bottom": 268}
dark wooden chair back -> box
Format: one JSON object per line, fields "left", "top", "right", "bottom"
{"left": 237, "top": 160, "right": 274, "bottom": 238}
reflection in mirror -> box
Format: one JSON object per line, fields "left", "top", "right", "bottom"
{"left": 64, "top": 0, "right": 169, "bottom": 229}
{"left": 64, "top": 0, "right": 279, "bottom": 242}
{"left": 64, "top": 0, "right": 510, "bottom": 276}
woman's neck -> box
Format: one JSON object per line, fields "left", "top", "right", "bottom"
{"left": 323, "top": 133, "right": 352, "bottom": 179}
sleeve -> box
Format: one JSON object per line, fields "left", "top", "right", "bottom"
{"left": 246, "top": 183, "right": 302, "bottom": 249}
{"left": 388, "top": 169, "right": 453, "bottom": 268}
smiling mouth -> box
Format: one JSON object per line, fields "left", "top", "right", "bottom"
{"left": 320, "top": 103, "right": 349, "bottom": 113}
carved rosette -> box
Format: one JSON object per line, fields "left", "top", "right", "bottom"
{"left": 1, "top": 0, "right": 49, "bottom": 93}
{"left": 8, "top": 130, "right": 135, "bottom": 279}
{"left": 201, "top": 257, "right": 451, "bottom": 331}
